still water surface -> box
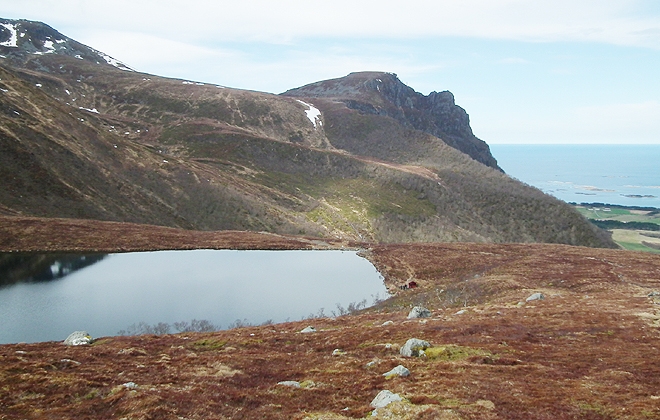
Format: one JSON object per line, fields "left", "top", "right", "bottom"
{"left": 0, "top": 250, "right": 386, "bottom": 344}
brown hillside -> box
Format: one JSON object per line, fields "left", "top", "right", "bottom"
{"left": 0, "top": 217, "right": 659, "bottom": 419}
{"left": 0, "top": 19, "right": 616, "bottom": 248}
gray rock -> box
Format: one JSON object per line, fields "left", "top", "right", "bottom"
{"left": 407, "top": 306, "right": 431, "bottom": 319}
{"left": 370, "top": 389, "right": 403, "bottom": 409}
{"left": 63, "top": 331, "right": 92, "bottom": 346}
{"left": 122, "top": 382, "right": 138, "bottom": 390}
{"left": 526, "top": 293, "right": 545, "bottom": 302}
{"left": 277, "top": 381, "right": 301, "bottom": 388}
{"left": 383, "top": 365, "right": 410, "bottom": 378}
{"left": 400, "top": 338, "right": 431, "bottom": 357}
{"left": 300, "top": 326, "right": 316, "bottom": 333}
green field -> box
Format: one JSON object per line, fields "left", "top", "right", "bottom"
{"left": 574, "top": 204, "right": 660, "bottom": 253}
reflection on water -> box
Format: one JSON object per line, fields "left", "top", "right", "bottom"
{"left": 0, "top": 253, "right": 106, "bottom": 287}
{"left": 0, "top": 250, "right": 386, "bottom": 344}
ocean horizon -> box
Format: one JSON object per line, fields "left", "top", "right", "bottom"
{"left": 490, "top": 144, "right": 660, "bottom": 208}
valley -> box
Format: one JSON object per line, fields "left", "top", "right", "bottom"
{"left": 1, "top": 17, "right": 659, "bottom": 419}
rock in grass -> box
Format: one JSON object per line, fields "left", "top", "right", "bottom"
{"left": 400, "top": 338, "right": 431, "bottom": 357}
{"left": 407, "top": 306, "right": 431, "bottom": 319}
{"left": 122, "top": 382, "right": 138, "bottom": 390}
{"left": 383, "top": 365, "right": 410, "bottom": 378}
{"left": 300, "top": 326, "right": 316, "bottom": 333}
{"left": 63, "top": 331, "right": 92, "bottom": 346}
{"left": 526, "top": 292, "right": 545, "bottom": 302}
{"left": 371, "top": 390, "right": 403, "bottom": 408}
{"left": 278, "top": 381, "right": 301, "bottom": 388}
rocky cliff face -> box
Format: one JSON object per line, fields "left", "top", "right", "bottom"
{"left": 283, "top": 72, "right": 500, "bottom": 170}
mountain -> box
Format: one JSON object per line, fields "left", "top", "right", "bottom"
{"left": 0, "top": 18, "right": 615, "bottom": 247}
{"left": 283, "top": 71, "right": 499, "bottom": 169}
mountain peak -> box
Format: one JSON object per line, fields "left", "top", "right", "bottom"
{"left": 282, "top": 71, "right": 406, "bottom": 100}
{"left": 0, "top": 18, "right": 133, "bottom": 71}
{"left": 283, "top": 72, "right": 499, "bottom": 170}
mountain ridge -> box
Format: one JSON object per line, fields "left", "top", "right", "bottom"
{"left": 283, "top": 71, "right": 499, "bottom": 169}
{"left": 0, "top": 18, "right": 615, "bottom": 248}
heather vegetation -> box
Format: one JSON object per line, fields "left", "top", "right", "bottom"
{"left": 2, "top": 234, "right": 660, "bottom": 419}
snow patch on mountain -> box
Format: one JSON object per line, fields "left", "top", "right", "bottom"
{"left": 296, "top": 100, "right": 322, "bottom": 129}
{"left": 100, "top": 53, "right": 134, "bottom": 71}
{"left": 0, "top": 23, "right": 18, "bottom": 47}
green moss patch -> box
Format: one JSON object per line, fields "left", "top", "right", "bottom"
{"left": 425, "top": 345, "right": 491, "bottom": 362}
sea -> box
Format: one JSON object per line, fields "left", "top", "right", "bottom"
{"left": 489, "top": 145, "right": 660, "bottom": 208}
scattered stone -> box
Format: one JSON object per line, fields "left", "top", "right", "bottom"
{"left": 475, "top": 399, "right": 496, "bottom": 410}
{"left": 332, "top": 349, "right": 345, "bottom": 356}
{"left": 400, "top": 338, "right": 431, "bottom": 357}
{"left": 59, "top": 358, "right": 81, "bottom": 366}
{"left": 278, "top": 381, "right": 301, "bottom": 388}
{"left": 455, "top": 309, "right": 467, "bottom": 315}
{"left": 15, "top": 350, "right": 27, "bottom": 354}
{"left": 370, "top": 390, "right": 403, "bottom": 409}
{"left": 648, "top": 291, "right": 660, "bottom": 297}
{"left": 63, "top": 331, "right": 92, "bottom": 346}
{"left": 300, "top": 326, "right": 316, "bottom": 333}
{"left": 381, "top": 320, "right": 394, "bottom": 326}
{"left": 526, "top": 292, "right": 544, "bottom": 302}
{"left": 383, "top": 365, "right": 410, "bottom": 378}
{"left": 366, "top": 360, "right": 378, "bottom": 368}
{"left": 122, "top": 382, "right": 138, "bottom": 390}
{"left": 407, "top": 306, "right": 431, "bottom": 319}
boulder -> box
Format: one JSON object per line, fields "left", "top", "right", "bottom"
{"left": 400, "top": 338, "right": 431, "bottom": 357}
{"left": 277, "top": 381, "right": 301, "bottom": 388}
{"left": 383, "top": 365, "right": 410, "bottom": 378}
{"left": 526, "top": 292, "right": 545, "bottom": 302}
{"left": 371, "top": 390, "right": 403, "bottom": 409}
{"left": 122, "top": 382, "right": 139, "bottom": 390}
{"left": 300, "top": 326, "right": 316, "bottom": 333}
{"left": 63, "top": 331, "right": 92, "bottom": 346}
{"left": 407, "top": 306, "right": 431, "bottom": 319}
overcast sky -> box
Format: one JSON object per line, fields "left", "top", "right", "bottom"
{"left": 3, "top": 1, "right": 660, "bottom": 144}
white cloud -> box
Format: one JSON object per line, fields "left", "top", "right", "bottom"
{"left": 6, "top": 1, "right": 660, "bottom": 48}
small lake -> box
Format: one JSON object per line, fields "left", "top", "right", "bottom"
{"left": 0, "top": 250, "right": 387, "bottom": 344}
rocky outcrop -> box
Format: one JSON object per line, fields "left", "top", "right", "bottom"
{"left": 407, "top": 306, "right": 431, "bottom": 319}
{"left": 400, "top": 338, "right": 431, "bottom": 357}
{"left": 63, "top": 331, "right": 92, "bottom": 346}
{"left": 283, "top": 72, "right": 500, "bottom": 170}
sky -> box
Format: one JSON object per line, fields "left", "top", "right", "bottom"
{"left": 2, "top": 1, "right": 660, "bottom": 144}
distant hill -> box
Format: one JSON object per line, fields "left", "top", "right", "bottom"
{"left": 0, "top": 18, "right": 615, "bottom": 247}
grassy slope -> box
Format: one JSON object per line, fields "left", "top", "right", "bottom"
{"left": 0, "top": 56, "right": 615, "bottom": 247}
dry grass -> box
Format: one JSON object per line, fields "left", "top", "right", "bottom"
{"left": 1, "top": 219, "right": 660, "bottom": 418}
